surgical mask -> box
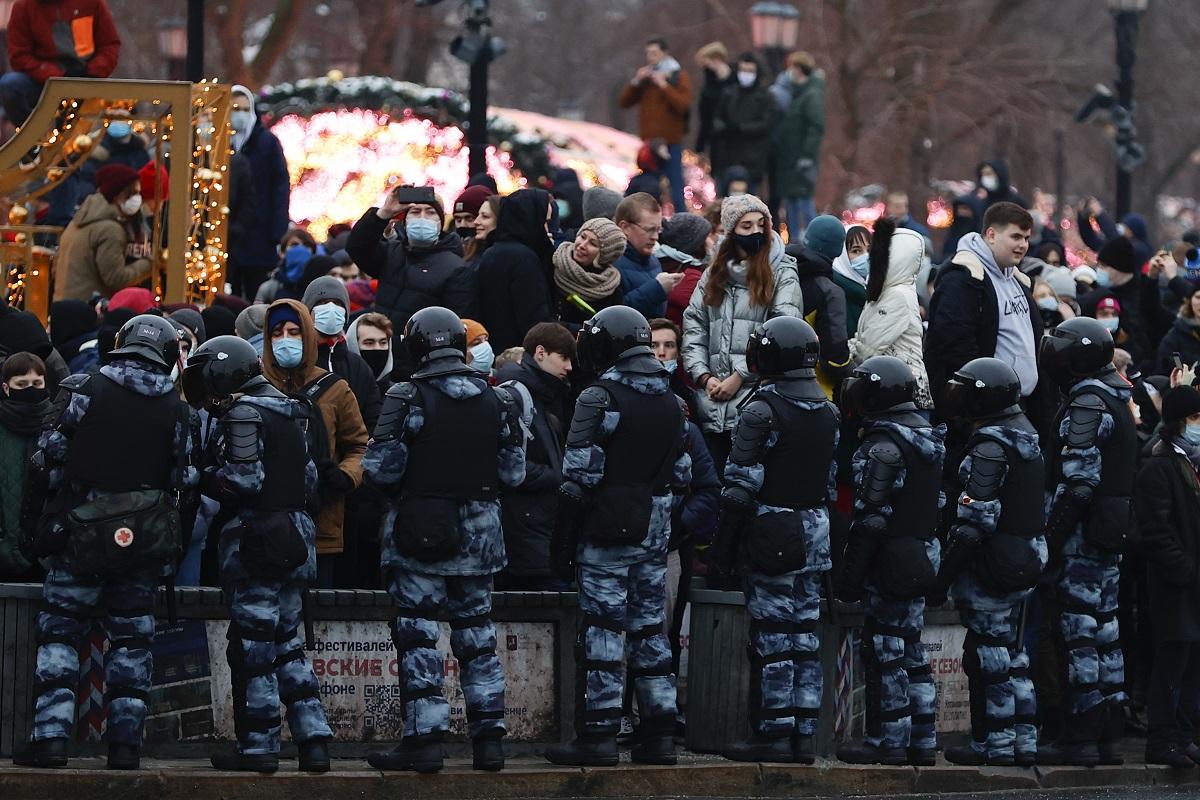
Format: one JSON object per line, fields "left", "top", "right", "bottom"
{"left": 1094, "top": 267, "right": 1112, "bottom": 288}
{"left": 361, "top": 349, "right": 389, "bottom": 375}
{"left": 731, "top": 231, "right": 765, "bottom": 257}
{"left": 120, "top": 194, "right": 142, "bottom": 216}
{"left": 662, "top": 358, "right": 678, "bottom": 374}
{"left": 6, "top": 385, "right": 47, "bottom": 404}
{"left": 283, "top": 245, "right": 311, "bottom": 283}
{"left": 1037, "top": 296, "right": 1059, "bottom": 312}
{"left": 231, "top": 110, "right": 255, "bottom": 133}
{"left": 849, "top": 253, "right": 870, "bottom": 279}
{"left": 1185, "top": 423, "right": 1200, "bottom": 446}
{"left": 272, "top": 338, "right": 304, "bottom": 368}
{"left": 406, "top": 217, "right": 440, "bottom": 247}
{"left": 980, "top": 174, "right": 999, "bottom": 192}
{"left": 108, "top": 121, "right": 131, "bottom": 140}
{"left": 470, "top": 341, "right": 495, "bottom": 374}
{"left": 737, "top": 70, "right": 756, "bottom": 88}
{"left": 556, "top": 199, "right": 570, "bottom": 220}
{"left": 1098, "top": 316, "right": 1120, "bottom": 332}
{"left": 312, "top": 302, "right": 346, "bottom": 336}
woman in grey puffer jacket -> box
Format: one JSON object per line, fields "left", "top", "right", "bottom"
{"left": 682, "top": 194, "right": 802, "bottom": 471}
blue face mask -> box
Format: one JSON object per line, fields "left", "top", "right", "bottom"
{"left": 272, "top": 338, "right": 304, "bottom": 368}
{"left": 1185, "top": 423, "right": 1200, "bottom": 446}
{"left": 470, "top": 341, "right": 495, "bottom": 374}
{"left": 108, "top": 121, "right": 131, "bottom": 140}
{"left": 406, "top": 217, "right": 441, "bottom": 247}
{"left": 1098, "top": 316, "right": 1120, "bottom": 333}
{"left": 283, "top": 245, "right": 312, "bottom": 283}
{"left": 1037, "top": 296, "right": 1059, "bottom": 312}
{"left": 849, "top": 253, "right": 870, "bottom": 279}
{"left": 556, "top": 199, "right": 571, "bottom": 220}
{"left": 1094, "top": 267, "right": 1112, "bottom": 288}
{"left": 662, "top": 358, "right": 678, "bottom": 374}
{"left": 312, "top": 302, "right": 346, "bottom": 336}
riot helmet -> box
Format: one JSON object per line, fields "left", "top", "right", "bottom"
{"left": 1038, "top": 316, "right": 1114, "bottom": 388}
{"left": 404, "top": 306, "right": 467, "bottom": 367}
{"left": 841, "top": 355, "right": 917, "bottom": 418}
{"left": 942, "top": 357, "right": 1022, "bottom": 422}
{"left": 747, "top": 317, "right": 820, "bottom": 379}
{"left": 109, "top": 314, "right": 180, "bottom": 370}
{"left": 576, "top": 305, "right": 654, "bottom": 374}
{"left": 182, "top": 335, "right": 262, "bottom": 409}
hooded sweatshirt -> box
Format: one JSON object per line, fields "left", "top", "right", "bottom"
{"left": 262, "top": 299, "right": 367, "bottom": 555}
{"left": 346, "top": 314, "right": 394, "bottom": 395}
{"left": 959, "top": 232, "right": 1038, "bottom": 396}
{"left": 477, "top": 188, "right": 554, "bottom": 351}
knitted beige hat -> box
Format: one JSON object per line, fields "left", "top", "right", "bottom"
{"left": 578, "top": 217, "right": 627, "bottom": 267}
{"left": 720, "top": 193, "right": 771, "bottom": 235}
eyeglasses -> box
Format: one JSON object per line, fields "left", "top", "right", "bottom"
{"left": 635, "top": 224, "right": 662, "bottom": 236}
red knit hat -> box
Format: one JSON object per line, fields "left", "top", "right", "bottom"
{"left": 454, "top": 184, "right": 492, "bottom": 217}
{"left": 95, "top": 164, "right": 140, "bottom": 202}
{"left": 1096, "top": 295, "right": 1121, "bottom": 315}
{"left": 108, "top": 287, "right": 157, "bottom": 314}
{"left": 139, "top": 161, "right": 169, "bottom": 201}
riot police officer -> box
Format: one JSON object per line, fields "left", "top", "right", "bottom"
{"left": 1036, "top": 317, "right": 1136, "bottom": 766}
{"left": 835, "top": 356, "right": 945, "bottom": 766}
{"left": 934, "top": 358, "right": 1046, "bottom": 767}
{"left": 363, "top": 306, "right": 526, "bottom": 774}
{"left": 707, "top": 317, "right": 838, "bottom": 764}
{"left": 182, "top": 335, "right": 333, "bottom": 773}
{"left": 14, "top": 315, "right": 194, "bottom": 770}
{"left": 545, "top": 305, "right": 691, "bottom": 767}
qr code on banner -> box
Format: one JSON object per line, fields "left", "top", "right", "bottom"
{"left": 363, "top": 683, "right": 402, "bottom": 731}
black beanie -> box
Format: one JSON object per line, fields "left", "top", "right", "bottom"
{"left": 49, "top": 299, "right": 98, "bottom": 348}
{"left": 1163, "top": 386, "right": 1200, "bottom": 425}
{"left": 1097, "top": 236, "right": 1137, "bottom": 274}
{"left": 201, "top": 305, "right": 237, "bottom": 340}
{"left": 0, "top": 309, "right": 51, "bottom": 359}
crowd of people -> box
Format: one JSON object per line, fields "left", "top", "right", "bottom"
{"left": 0, "top": 15, "right": 1198, "bottom": 779}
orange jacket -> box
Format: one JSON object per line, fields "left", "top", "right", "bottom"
{"left": 618, "top": 68, "right": 693, "bottom": 145}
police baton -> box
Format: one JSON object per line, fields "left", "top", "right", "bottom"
{"left": 302, "top": 589, "right": 316, "bottom": 651}
{"left": 1015, "top": 595, "right": 1031, "bottom": 651}
{"left": 822, "top": 570, "right": 842, "bottom": 628}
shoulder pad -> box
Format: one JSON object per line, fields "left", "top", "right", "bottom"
{"left": 577, "top": 384, "right": 613, "bottom": 409}
{"left": 224, "top": 402, "right": 263, "bottom": 424}
{"left": 385, "top": 381, "right": 419, "bottom": 402}
{"left": 375, "top": 381, "right": 418, "bottom": 441}
{"left": 1065, "top": 394, "right": 1104, "bottom": 450}
{"left": 729, "top": 399, "right": 773, "bottom": 467}
{"left": 860, "top": 438, "right": 903, "bottom": 508}
{"left": 223, "top": 402, "right": 262, "bottom": 463}
{"left": 962, "top": 439, "right": 1007, "bottom": 503}
{"left": 567, "top": 386, "right": 612, "bottom": 449}
{"left": 59, "top": 373, "right": 92, "bottom": 395}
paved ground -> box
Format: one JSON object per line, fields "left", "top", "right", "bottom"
{"left": 2, "top": 746, "right": 1199, "bottom": 800}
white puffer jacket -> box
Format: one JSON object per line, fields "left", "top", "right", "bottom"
{"left": 850, "top": 227, "right": 933, "bottom": 408}
{"left": 682, "top": 231, "right": 803, "bottom": 434}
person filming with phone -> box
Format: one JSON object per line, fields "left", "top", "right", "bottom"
{"left": 347, "top": 183, "right": 479, "bottom": 378}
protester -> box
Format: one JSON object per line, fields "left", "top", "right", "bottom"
{"left": 302, "top": 275, "right": 382, "bottom": 431}
{"left": 694, "top": 41, "right": 734, "bottom": 179}
{"left": 682, "top": 194, "right": 801, "bottom": 472}
{"left": 346, "top": 311, "right": 394, "bottom": 396}
{"left": 582, "top": 186, "right": 623, "bottom": 223}
{"left": 771, "top": 51, "right": 825, "bottom": 234}
{"left": 976, "top": 159, "right": 1028, "bottom": 212}
{"left": 453, "top": 185, "right": 493, "bottom": 247}
{"left": 476, "top": 188, "right": 554, "bottom": 352}
{"left": 709, "top": 52, "right": 775, "bottom": 193}
{"left": 615, "top": 192, "right": 680, "bottom": 320}
{"left": 464, "top": 194, "right": 500, "bottom": 268}
{"left": 0, "top": 351, "right": 50, "bottom": 581}
{"left": 1156, "top": 283, "right": 1200, "bottom": 374}
{"left": 48, "top": 299, "right": 98, "bottom": 373}
{"left": 657, "top": 212, "right": 712, "bottom": 329}
{"left": 787, "top": 214, "right": 852, "bottom": 398}
{"left": 885, "top": 191, "right": 931, "bottom": 240}
{"left": 940, "top": 194, "right": 984, "bottom": 263}
{"left": 831, "top": 225, "right": 871, "bottom": 334}
{"left": 552, "top": 218, "right": 626, "bottom": 326}
{"left": 618, "top": 38, "right": 692, "bottom": 211}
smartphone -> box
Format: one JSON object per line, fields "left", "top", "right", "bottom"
{"left": 394, "top": 185, "right": 437, "bottom": 205}
{"left": 1174, "top": 352, "right": 1184, "bottom": 371}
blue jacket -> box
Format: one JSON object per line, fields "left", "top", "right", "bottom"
{"left": 616, "top": 244, "right": 667, "bottom": 318}
{"left": 229, "top": 122, "right": 291, "bottom": 272}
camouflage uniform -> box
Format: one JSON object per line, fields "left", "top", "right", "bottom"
{"left": 950, "top": 425, "right": 1047, "bottom": 761}
{"left": 212, "top": 393, "right": 332, "bottom": 755}
{"left": 723, "top": 386, "right": 838, "bottom": 738}
{"left": 363, "top": 374, "right": 525, "bottom": 738}
{"left": 29, "top": 362, "right": 195, "bottom": 746}
{"left": 1051, "top": 378, "right": 1129, "bottom": 717}
{"left": 852, "top": 420, "right": 945, "bottom": 752}
{"left": 563, "top": 368, "right": 691, "bottom": 737}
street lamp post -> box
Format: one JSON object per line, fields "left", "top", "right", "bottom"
{"left": 157, "top": 18, "right": 188, "bottom": 81}
{"left": 186, "top": 0, "right": 204, "bottom": 83}
{"left": 749, "top": 1, "right": 800, "bottom": 77}
{"left": 1108, "top": 0, "right": 1148, "bottom": 219}
{"left": 448, "top": 0, "right": 505, "bottom": 179}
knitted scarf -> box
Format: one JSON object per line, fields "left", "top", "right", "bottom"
{"left": 553, "top": 243, "right": 621, "bottom": 301}
{"left": 0, "top": 396, "right": 51, "bottom": 436}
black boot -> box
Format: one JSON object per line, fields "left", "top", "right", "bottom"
{"left": 12, "top": 738, "right": 68, "bottom": 768}
{"left": 630, "top": 734, "right": 676, "bottom": 765}
{"left": 472, "top": 729, "right": 505, "bottom": 771}
{"left": 210, "top": 745, "right": 279, "bottom": 773}
{"left": 907, "top": 746, "right": 937, "bottom": 766}
{"left": 1146, "top": 741, "right": 1195, "bottom": 769}
{"left": 1097, "top": 705, "right": 1125, "bottom": 766}
{"left": 722, "top": 736, "right": 793, "bottom": 763}
{"left": 544, "top": 735, "right": 619, "bottom": 767}
{"left": 836, "top": 740, "right": 908, "bottom": 766}
{"left": 792, "top": 733, "right": 816, "bottom": 765}
{"left": 1035, "top": 707, "right": 1102, "bottom": 767}
{"left": 367, "top": 733, "right": 444, "bottom": 773}
{"left": 944, "top": 744, "right": 986, "bottom": 766}
{"left": 107, "top": 743, "right": 140, "bottom": 770}
{"left": 1186, "top": 742, "right": 1200, "bottom": 765}
{"left": 298, "top": 738, "right": 331, "bottom": 773}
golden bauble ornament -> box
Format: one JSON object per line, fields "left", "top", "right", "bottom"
{"left": 8, "top": 205, "right": 29, "bottom": 225}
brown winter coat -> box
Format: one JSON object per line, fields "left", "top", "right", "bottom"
{"left": 262, "top": 299, "right": 367, "bottom": 555}
{"left": 618, "top": 68, "right": 693, "bottom": 145}
{"left": 53, "top": 192, "right": 152, "bottom": 301}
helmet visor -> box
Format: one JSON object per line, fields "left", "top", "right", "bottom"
{"left": 840, "top": 375, "right": 868, "bottom": 419}
{"left": 181, "top": 363, "right": 209, "bottom": 410}
{"left": 941, "top": 378, "right": 970, "bottom": 422}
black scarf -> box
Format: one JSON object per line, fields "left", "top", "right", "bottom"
{"left": 0, "top": 396, "right": 52, "bottom": 436}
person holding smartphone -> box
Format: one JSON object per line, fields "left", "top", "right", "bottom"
{"left": 346, "top": 183, "right": 479, "bottom": 379}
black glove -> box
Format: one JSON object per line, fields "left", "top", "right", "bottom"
{"left": 322, "top": 466, "right": 354, "bottom": 495}
{"left": 551, "top": 482, "right": 586, "bottom": 583}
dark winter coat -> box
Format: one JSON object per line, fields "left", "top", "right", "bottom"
{"left": 616, "top": 244, "right": 667, "bottom": 319}
{"left": 940, "top": 194, "right": 984, "bottom": 262}
{"left": 317, "top": 339, "right": 383, "bottom": 434}
{"left": 710, "top": 67, "right": 776, "bottom": 184}
{"left": 79, "top": 134, "right": 150, "bottom": 192}
{"left": 1136, "top": 439, "right": 1200, "bottom": 642}
{"left": 477, "top": 189, "right": 555, "bottom": 352}
{"left": 976, "top": 159, "right": 1028, "bottom": 212}
{"left": 496, "top": 356, "right": 569, "bottom": 576}
{"left": 671, "top": 421, "right": 720, "bottom": 549}
{"left": 787, "top": 244, "right": 851, "bottom": 392}
{"left": 228, "top": 122, "right": 291, "bottom": 273}
{"left": 345, "top": 209, "right": 477, "bottom": 334}
{"left": 695, "top": 66, "right": 735, "bottom": 170}
{"left": 771, "top": 73, "right": 825, "bottom": 198}
{"left": 1157, "top": 316, "right": 1200, "bottom": 375}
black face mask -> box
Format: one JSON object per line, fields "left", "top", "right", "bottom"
{"left": 6, "top": 385, "right": 47, "bottom": 404}
{"left": 361, "top": 349, "right": 390, "bottom": 375}
{"left": 731, "top": 231, "right": 766, "bottom": 257}
{"left": 456, "top": 226, "right": 475, "bottom": 241}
